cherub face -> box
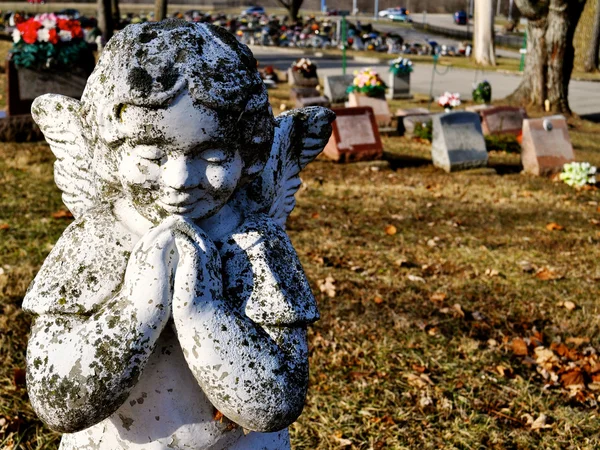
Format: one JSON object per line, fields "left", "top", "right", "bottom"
{"left": 114, "top": 93, "right": 244, "bottom": 223}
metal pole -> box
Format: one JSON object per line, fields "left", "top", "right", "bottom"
{"left": 508, "top": 0, "right": 513, "bottom": 21}
{"left": 428, "top": 54, "right": 438, "bottom": 111}
{"left": 352, "top": 0, "right": 357, "bottom": 15}
{"left": 374, "top": 0, "right": 379, "bottom": 20}
{"left": 321, "top": 0, "right": 326, "bottom": 14}
{"left": 342, "top": 15, "right": 347, "bottom": 75}
{"left": 519, "top": 29, "right": 527, "bottom": 72}
{"left": 496, "top": 0, "right": 502, "bottom": 17}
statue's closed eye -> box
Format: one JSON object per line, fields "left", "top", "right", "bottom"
{"left": 200, "top": 149, "right": 227, "bottom": 164}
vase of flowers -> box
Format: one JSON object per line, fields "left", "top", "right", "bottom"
{"left": 438, "top": 92, "right": 461, "bottom": 112}
{"left": 7, "top": 14, "right": 94, "bottom": 115}
{"left": 289, "top": 57, "right": 319, "bottom": 87}
{"left": 559, "top": 162, "right": 597, "bottom": 188}
{"left": 347, "top": 68, "right": 387, "bottom": 98}
{"left": 387, "top": 57, "right": 413, "bottom": 100}
{"left": 472, "top": 80, "right": 492, "bottom": 104}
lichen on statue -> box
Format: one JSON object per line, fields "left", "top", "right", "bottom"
{"left": 24, "top": 19, "right": 334, "bottom": 450}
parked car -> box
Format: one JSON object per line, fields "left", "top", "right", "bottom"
{"left": 454, "top": 10, "right": 468, "bottom": 25}
{"left": 242, "top": 6, "right": 265, "bottom": 15}
{"left": 388, "top": 11, "right": 412, "bottom": 22}
{"left": 378, "top": 7, "right": 407, "bottom": 18}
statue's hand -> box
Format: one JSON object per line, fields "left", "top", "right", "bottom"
{"left": 122, "top": 216, "right": 179, "bottom": 319}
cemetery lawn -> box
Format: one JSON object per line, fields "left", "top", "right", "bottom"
{"left": 2, "top": 88, "right": 600, "bottom": 450}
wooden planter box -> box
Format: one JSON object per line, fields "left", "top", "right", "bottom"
{"left": 6, "top": 58, "right": 91, "bottom": 116}
{"left": 386, "top": 72, "right": 412, "bottom": 100}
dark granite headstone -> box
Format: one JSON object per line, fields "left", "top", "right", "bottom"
{"left": 431, "top": 111, "right": 488, "bottom": 172}
{"left": 324, "top": 106, "right": 383, "bottom": 163}
{"left": 521, "top": 115, "right": 574, "bottom": 176}
{"left": 386, "top": 72, "right": 412, "bottom": 100}
{"left": 323, "top": 74, "right": 354, "bottom": 104}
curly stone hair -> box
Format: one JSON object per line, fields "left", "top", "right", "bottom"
{"left": 82, "top": 19, "right": 275, "bottom": 189}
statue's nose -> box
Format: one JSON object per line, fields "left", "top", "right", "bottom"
{"left": 162, "top": 156, "right": 202, "bottom": 190}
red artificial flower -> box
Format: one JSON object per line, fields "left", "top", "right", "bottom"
{"left": 17, "top": 19, "right": 43, "bottom": 44}
{"left": 48, "top": 28, "right": 59, "bottom": 44}
{"left": 70, "top": 25, "right": 83, "bottom": 39}
{"left": 56, "top": 18, "right": 69, "bottom": 31}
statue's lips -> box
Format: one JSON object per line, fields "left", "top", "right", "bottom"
{"left": 156, "top": 196, "right": 203, "bottom": 213}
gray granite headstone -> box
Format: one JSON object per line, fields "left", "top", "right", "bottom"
{"left": 431, "top": 111, "right": 488, "bottom": 172}
{"left": 323, "top": 74, "right": 354, "bottom": 104}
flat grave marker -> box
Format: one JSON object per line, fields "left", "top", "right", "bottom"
{"left": 431, "top": 111, "right": 488, "bottom": 172}
{"left": 324, "top": 106, "right": 383, "bottom": 162}
{"left": 480, "top": 106, "right": 527, "bottom": 136}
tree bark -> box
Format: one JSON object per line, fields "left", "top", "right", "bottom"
{"left": 474, "top": 0, "right": 496, "bottom": 65}
{"left": 584, "top": 0, "right": 600, "bottom": 71}
{"left": 507, "top": 0, "right": 587, "bottom": 114}
{"left": 97, "top": 0, "right": 113, "bottom": 44}
{"left": 275, "top": 0, "right": 303, "bottom": 21}
{"left": 154, "top": 0, "right": 167, "bottom": 22}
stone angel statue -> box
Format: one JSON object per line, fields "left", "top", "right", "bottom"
{"left": 24, "top": 20, "right": 334, "bottom": 450}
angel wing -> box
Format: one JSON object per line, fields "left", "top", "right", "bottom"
{"left": 31, "top": 94, "right": 95, "bottom": 219}
{"left": 238, "top": 106, "right": 335, "bottom": 227}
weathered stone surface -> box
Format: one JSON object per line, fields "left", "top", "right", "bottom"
{"left": 290, "top": 87, "right": 320, "bottom": 102}
{"left": 324, "top": 106, "right": 383, "bottom": 162}
{"left": 431, "top": 111, "right": 488, "bottom": 172}
{"left": 396, "top": 108, "right": 430, "bottom": 136}
{"left": 347, "top": 92, "right": 392, "bottom": 127}
{"left": 25, "top": 20, "right": 334, "bottom": 450}
{"left": 480, "top": 106, "right": 527, "bottom": 136}
{"left": 386, "top": 72, "right": 412, "bottom": 100}
{"left": 323, "top": 74, "right": 354, "bottom": 104}
{"left": 521, "top": 115, "right": 574, "bottom": 176}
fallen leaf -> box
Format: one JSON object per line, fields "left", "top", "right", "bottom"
{"left": 213, "top": 410, "right": 224, "bottom": 421}
{"left": 373, "top": 296, "right": 384, "bottom": 304}
{"left": 535, "top": 267, "right": 563, "bottom": 281}
{"left": 407, "top": 274, "right": 425, "bottom": 283}
{"left": 384, "top": 225, "right": 397, "bottom": 235}
{"left": 546, "top": 222, "right": 564, "bottom": 231}
{"left": 311, "top": 212, "right": 320, "bottom": 219}
{"left": 430, "top": 292, "right": 447, "bottom": 303}
{"left": 534, "top": 347, "right": 558, "bottom": 366}
{"left": 52, "top": 209, "right": 74, "bottom": 219}
{"left": 530, "top": 413, "right": 552, "bottom": 430}
{"left": 317, "top": 276, "right": 336, "bottom": 298}
{"left": 405, "top": 373, "right": 428, "bottom": 388}
{"left": 560, "top": 370, "right": 585, "bottom": 388}
{"left": 512, "top": 338, "right": 529, "bottom": 356}
{"left": 563, "top": 301, "right": 576, "bottom": 311}
{"left": 332, "top": 435, "right": 352, "bottom": 446}
{"left": 566, "top": 337, "right": 590, "bottom": 346}
{"left": 452, "top": 303, "right": 465, "bottom": 318}
{"left": 0, "top": 223, "right": 9, "bottom": 230}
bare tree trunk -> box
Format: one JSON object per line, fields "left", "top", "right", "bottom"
{"left": 474, "top": 0, "right": 496, "bottom": 65}
{"left": 97, "top": 0, "right": 113, "bottom": 43}
{"left": 275, "top": 0, "right": 303, "bottom": 21}
{"left": 508, "top": 0, "right": 587, "bottom": 114}
{"left": 584, "top": 0, "right": 600, "bottom": 71}
{"left": 112, "top": 0, "right": 120, "bottom": 29}
{"left": 154, "top": 0, "right": 167, "bottom": 22}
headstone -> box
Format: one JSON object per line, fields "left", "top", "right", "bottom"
{"left": 521, "top": 115, "right": 574, "bottom": 175}
{"left": 288, "top": 67, "right": 319, "bottom": 87}
{"left": 396, "top": 108, "right": 429, "bottom": 136}
{"left": 323, "top": 74, "right": 354, "bottom": 104}
{"left": 480, "top": 106, "right": 527, "bottom": 136}
{"left": 347, "top": 92, "right": 392, "bottom": 127}
{"left": 402, "top": 113, "right": 433, "bottom": 138}
{"left": 23, "top": 21, "right": 334, "bottom": 450}
{"left": 290, "top": 87, "right": 320, "bottom": 103}
{"left": 386, "top": 72, "right": 412, "bottom": 100}
{"left": 324, "top": 106, "right": 383, "bottom": 162}
{"left": 431, "top": 111, "right": 488, "bottom": 172}
{"left": 465, "top": 104, "right": 495, "bottom": 113}
{"left": 294, "top": 96, "right": 331, "bottom": 109}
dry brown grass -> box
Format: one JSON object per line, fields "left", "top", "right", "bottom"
{"left": 2, "top": 84, "right": 600, "bottom": 449}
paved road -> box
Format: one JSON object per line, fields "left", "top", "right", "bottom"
{"left": 251, "top": 48, "right": 600, "bottom": 116}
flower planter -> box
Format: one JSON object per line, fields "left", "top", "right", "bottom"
{"left": 6, "top": 58, "right": 91, "bottom": 116}
{"left": 386, "top": 72, "right": 412, "bottom": 100}
{"left": 288, "top": 68, "right": 319, "bottom": 88}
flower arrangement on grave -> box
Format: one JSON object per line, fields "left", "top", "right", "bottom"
{"left": 291, "top": 57, "right": 317, "bottom": 78}
{"left": 472, "top": 80, "right": 492, "bottom": 104}
{"left": 347, "top": 68, "right": 387, "bottom": 98}
{"left": 389, "top": 57, "right": 413, "bottom": 76}
{"left": 438, "top": 92, "right": 461, "bottom": 111}
{"left": 559, "top": 162, "right": 597, "bottom": 188}
{"left": 11, "top": 14, "right": 90, "bottom": 70}
{"left": 413, "top": 120, "right": 432, "bottom": 142}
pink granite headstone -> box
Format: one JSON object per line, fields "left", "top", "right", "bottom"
{"left": 324, "top": 106, "right": 383, "bottom": 162}
{"left": 521, "top": 115, "right": 574, "bottom": 176}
